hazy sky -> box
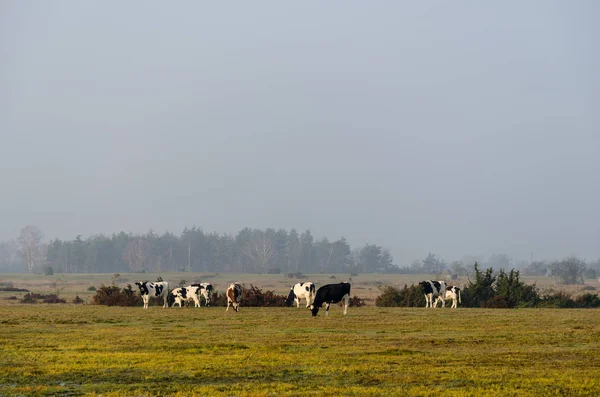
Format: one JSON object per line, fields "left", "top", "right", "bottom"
{"left": 1, "top": 1, "right": 598, "bottom": 265}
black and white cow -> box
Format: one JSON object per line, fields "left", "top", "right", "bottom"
{"left": 310, "top": 282, "right": 351, "bottom": 317}
{"left": 168, "top": 284, "right": 202, "bottom": 308}
{"left": 286, "top": 282, "right": 316, "bottom": 308}
{"left": 199, "top": 283, "right": 214, "bottom": 307}
{"left": 135, "top": 281, "right": 169, "bottom": 309}
{"left": 419, "top": 280, "right": 447, "bottom": 308}
{"left": 226, "top": 283, "right": 243, "bottom": 312}
{"left": 434, "top": 285, "right": 461, "bottom": 308}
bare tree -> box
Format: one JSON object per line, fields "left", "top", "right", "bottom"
{"left": 0, "top": 240, "right": 19, "bottom": 270}
{"left": 123, "top": 238, "right": 151, "bottom": 272}
{"left": 252, "top": 233, "right": 275, "bottom": 273}
{"left": 240, "top": 232, "right": 276, "bottom": 273}
{"left": 17, "top": 225, "right": 44, "bottom": 273}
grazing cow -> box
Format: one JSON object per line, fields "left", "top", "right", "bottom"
{"left": 199, "top": 283, "right": 214, "bottom": 306}
{"left": 168, "top": 284, "right": 202, "bottom": 308}
{"left": 434, "top": 285, "right": 462, "bottom": 308}
{"left": 226, "top": 283, "right": 243, "bottom": 312}
{"left": 135, "top": 281, "right": 169, "bottom": 309}
{"left": 310, "top": 282, "right": 351, "bottom": 317}
{"left": 419, "top": 280, "right": 447, "bottom": 308}
{"left": 286, "top": 282, "right": 316, "bottom": 308}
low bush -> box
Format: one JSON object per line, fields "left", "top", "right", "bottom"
{"left": 209, "top": 286, "right": 289, "bottom": 307}
{"left": 285, "top": 272, "right": 307, "bottom": 279}
{"left": 72, "top": 295, "right": 85, "bottom": 304}
{"left": 91, "top": 284, "right": 142, "bottom": 306}
{"left": 348, "top": 295, "right": 366, "bottom": 307}
{"left": 375, "top": 285, "right": 425, "bottom": 307}
{"left": 21, "top": 292, "right": 66, "bottom": 304}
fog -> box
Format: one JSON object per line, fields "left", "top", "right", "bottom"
{"left": 1, "top": 1, "right": 598, "bottom": 265}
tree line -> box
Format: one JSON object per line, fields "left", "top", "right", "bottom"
{"left": 1, "top": 225, "right": 598, "bottom": 283}
{"left": 0, "top": 225, "right": 396, "bottom": 274}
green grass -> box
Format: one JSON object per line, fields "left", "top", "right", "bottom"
{"left": 1, "top": 304, "right": 600, "bottom": 396}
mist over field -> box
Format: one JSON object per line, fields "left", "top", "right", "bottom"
{"left": 1, "top": 2, "right": 599, "bottom": 270}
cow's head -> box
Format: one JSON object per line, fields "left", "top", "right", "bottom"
{"left": 310, "top": 304, "right": 320, "bottom": 317}
{"left": 286, "top": 288, "right": 296, "bottom": 307}
{"left": 135, "top": 282, "right": 149, "bottom": 295}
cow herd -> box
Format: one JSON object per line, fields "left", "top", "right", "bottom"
{"left": 134, "top": 279, "right": 461, "bottom": 315}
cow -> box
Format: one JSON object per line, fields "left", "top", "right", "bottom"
{"left": 226, "top": 283, "right": 243, "bottom": 312}
{"left": 286, "top": 282, "right": 316, "bottom": 308}
{"left": 199, "top": 283, "right": 214, "bottom": 307}
{"left": 434, "top": 285, "right": 461, "bottom": 308}
{"left": 419, "top": 280, "right": 447, "bottom": 308}
{"left": 310, "top": 282, "right": 351, "bottom": 317}
{"left": 135, "top": 281, "right": 169, "bottom": 309}
{"left": 167, "top": 284, "right": 202, "bottom": 308}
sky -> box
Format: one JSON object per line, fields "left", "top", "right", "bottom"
{"left": 1, "top": 1, "right": 598, "bottom": 265}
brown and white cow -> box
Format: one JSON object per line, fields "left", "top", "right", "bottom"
{"left": 226, "top": 283, "right": 243, "bottom": 312}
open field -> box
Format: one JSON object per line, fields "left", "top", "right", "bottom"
{"left": 1, "top": 303, "right": 600, "bottom": 396}
{"left": 1, "top": 273, "right": 600, "bottom": 395}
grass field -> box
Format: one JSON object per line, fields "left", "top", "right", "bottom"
{"left": 1, "top": 273, "right": 600, "bottom": 396}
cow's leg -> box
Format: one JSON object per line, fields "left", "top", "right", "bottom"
{"left": 142, "top": 296, "right": 149, "bottom": 309}
{"left": 295, "top": 297, "right": 300, "bottom": 308}
{"left": 440, "top": 295, "right": 446, "bottom": 308}
{"left": 163, "top": 295, "right": 168, "bottom": 308}
{"left": 451, "top": 298, "right": 457, "bottom": 309}
{"left": 193, "top": 296, "right": 200, "bottom": 308}
{"left": 305, "top": 296, "right": 310, "bottom": 308}
{"left": 424, "top": 294, "right": 430, "bottom": 308}
{"left": 325, "top": 303, "right": 330, "bottom": 316}
{"left": 234, "top": 302, "right": 239, "bottom": 312}
{"left": 343, "top": 295, "right": 349, "bottom": 315}
{"left": 226, "top": 299, "right": 230, "bottom": 312}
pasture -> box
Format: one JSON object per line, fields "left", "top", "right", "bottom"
{"left": 1, "top": 273, "right": 600, "bottom": 396}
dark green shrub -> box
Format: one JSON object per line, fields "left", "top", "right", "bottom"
{"left": 461, "top": 263, "right": 496, "bottom": 307}
{"left": 375, "top": 285, "right": 425, "bottom": 307}
{"left": 44, "top": 266, "right": 54, "bottom": 276}
{"left": 574, "top": 293, "right": 600, "bottom": 308}
{"left": 539, "top": 291, "right": 575, "bottom": 308}
{"left": 484, "top": 295, "right": 515, "bottom": 308}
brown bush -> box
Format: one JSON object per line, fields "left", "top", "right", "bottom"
{"left": 91, "top": 284, "right": 142, "bottom": 306}
{"left": 243, "top": 285, "right": 287, "bottom": 307}
{"left": 21, "top": 292, "right": 66, "bottom": 304}
{"left": 483, "top": 295, "right": 516, "bottom": 308}
{"left": 72, "top": 295, "right": 85, "bottom": 304}
{"left": 348, "top": 295, "right": 366, "bottom": 307}
{"left": 210, "top": 285, "right": 288, "bottom": 307}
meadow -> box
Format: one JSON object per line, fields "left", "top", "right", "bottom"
{"left": 1, "top": 273, "right": 600, "bottom": 396}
